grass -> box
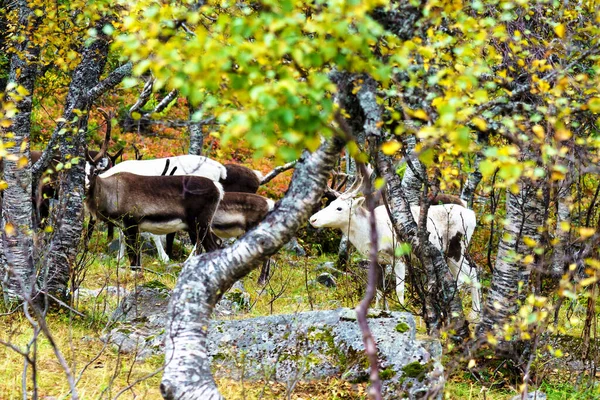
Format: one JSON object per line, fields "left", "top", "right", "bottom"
{"left": 0, "top": 229, "right": 599, "bottom": 399}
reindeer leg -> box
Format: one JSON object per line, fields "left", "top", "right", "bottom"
{"left": 151, "top": 234, "right": 170, "bottom": 263}
{"left": 165, "top": 232, "right": 176, "bottom": 258}
{"left": 107, "top": 222, "right": 115, "bottom": 242}
{"left": 85, "top": 217, "right": 96, "bottom": 245}
{"left": 123, "top": 221, "right": 141, "bottom": 269}
{"left": 257, "top": 258, "right": 271, "bottom": 285}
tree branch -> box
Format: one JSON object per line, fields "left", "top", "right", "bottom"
{"left": 259, "top": 160, "right": 297, "bottom": 185}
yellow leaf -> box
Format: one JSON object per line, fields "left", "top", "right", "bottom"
{"left": 467, "top": 359, "right": 476, "bottom": 369}
{"left": 532, "top": 125, "right": 544, "bottom": 139}
{"left": 487, "top": 332, "right": 498, "bottom": 346}
{"left": 554, "top": 24, "right": 566, "bottom": 39}
{"left": 580, "top": 276, "right": 598, "bottom": 287}
{"left": 559, "top": 221, "right": 571, "bottom": 231}
{"left": 381, "top": 140, "right": 401, "bottom": 155}
{"left": 5, "top": 222, "right": 15, "bottom": 236}
{"left": 17, "top": 156, "right": 28, "bottom": 169}
{"left": 523, "top": 237, "right": 537, "bottom": 247}
{"left": 523, "top": 255, "right": 534, "bottom": 264}
{"left": 411, "top": 109, "right": 429, "bottom": 121}
{"left": 554, "top": 129, "right": 571, "bottom": 141}
{"left": 579, "top": 227, "right": 595, "bottom": 239}
{"left": 0, "top": 180, "right": 7, "bottom": 190}
{"left": 472, "top": 117, "right": 487, "bottom": 131}
{"left": 0, "top": 119, "right": 11, "bottom": 128}
{"left": 588, "top": 97, "right": 600, "bottom": 113}
{"left": 15, "top": 85, "right": 30, "bottom": 96}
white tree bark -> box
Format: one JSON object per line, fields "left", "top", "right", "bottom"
{"left": 0, "top": 0, "right": 39, "bottom": 304}
{"left": 478, "top": 175, "right": 545, "bottom": 334}
{"left": 549, "top": 160, "right": 573, "bottom": 277}
{"left": 400, "top": 135, "right": 425, "bottom": 206}
{"left": 160, "top": 137, "right": 345, "bottom": 399}
{"left": 40, "top": 22, "right": 111, "bottom": 300}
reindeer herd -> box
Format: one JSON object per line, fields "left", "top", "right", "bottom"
{"left": 30, "top": 110, "right": 481, "bottom": 317}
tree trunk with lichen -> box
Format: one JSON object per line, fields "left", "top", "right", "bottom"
{"left": 160, "top": 138, "right": 345, "bottom": 399}
{"left": 188, "top": 102, "right": 204, "bottom": 156}
{"left": 549, "top": 158, "right": 573, "bottom": 278}
{"left": 41, "top": 25, "right": 110, "bottom": 300}
{"left": 400, "top": 135, "right": 425, "bottom": 206}
{"left": 478, "top": 171, "right": 545, "bottom": 335}
{"left": 0, "top": 0, "right": 39, "bottom": 305}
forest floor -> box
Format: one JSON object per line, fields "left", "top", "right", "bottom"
{"left": 0, "top": 228, "right": 598, "bottom": 400}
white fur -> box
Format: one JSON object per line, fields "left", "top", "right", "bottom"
{"left": 309, "top": 197, "right": 481, "bottom": 317}
{"left": 139, "top": 219, "right": 188, "bottom": 235}
{"left": 100, "top": 155, "right": 227, "bottom": 181}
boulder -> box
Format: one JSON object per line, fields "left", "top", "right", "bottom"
{"left": 315, "top": 272, "right": 337, "bottom": 288}
{"left": 315, "top": 261, "right": 345, "bottom": 278}
{"left": 209, "top": 308, "right": 443, "bottom": 399}
{"left": 510, "top": 391, "right": 546, "bottom": 400}
{"left": 104, "top": 287, "right": 443, "bottom": 398}
{"left": 282, "top": 237, "right": 307, "bottom": 256}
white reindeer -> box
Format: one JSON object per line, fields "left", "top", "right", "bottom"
{"left": 309, "top": 180, "right": 481, "bottom": 318}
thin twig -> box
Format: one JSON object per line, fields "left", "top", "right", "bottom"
{"left": 354, "top": 162, "right": 383, "bottom": 400}
{"left": 260, "top": 160, "right": 297, "bottom": 185}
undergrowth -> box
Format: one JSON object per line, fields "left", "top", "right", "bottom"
{"left": 0, "top": 228, "right": 598, "bottom": 399}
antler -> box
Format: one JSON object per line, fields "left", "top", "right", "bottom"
{"left": 132, "top": 143, "right": 143, "bottom": 160}
{"left": 339, "top": 173, "right": 364, "bottom": 199}
{"left": 94, "top": 108, "right": 113, "bottom": 163}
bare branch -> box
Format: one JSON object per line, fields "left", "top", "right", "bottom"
{"left": 259, "top": 160, "right": 297, "bottom": 185}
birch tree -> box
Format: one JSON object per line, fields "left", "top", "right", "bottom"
{"left": 0, "top": 0, "right": 40, "bottom": 304}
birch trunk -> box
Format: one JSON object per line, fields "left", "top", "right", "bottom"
{"left": 0, "top": 0, "right": 38, "bottom": 304}
{"left": 401, "top": 135, "right": 425, "bottom": 206}
{"left": 160, "top": 137, "right": 345, "bottom": 399}
{"left": 549, "top": 160, "right": 573, "bottom": 278}
{"left": 41, "top": 26, "right": 109, "bottom": 300}
{"left": 188, "top": 102, "right": 204, "bottom": 155}
{"left": 461, "top": 152, "right": 484, "bottom": 208}
{"left": 478, "top": 177, "right": 545, "bottom": 334}
{"left": 376, "top": 151, "right": 469, "bottom": 337}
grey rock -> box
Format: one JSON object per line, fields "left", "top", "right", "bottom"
{"left": 510, "top": 391, "right": 546, "bottom": 400}
{"left": 214, "top": 281, "right": 251, "bottom": 317}
{"left": 315, "top": 261, "right": 345, "bottom": 278}
{"left": 75, "top": 286, "right": 129, "bottom": 299}
{"left": 104, "top": 289, "right": 443, "bottom": 399}
{"left": 208, "top": 309, "right": 443, "bottom": 399}
{"left": 316, "top": 272, "right": 336, "bottom": 288}
{"left": 111, "top": 286, "right": 170, "bottom": 328}
{"left": 282, "top": 237, "right": 306, "bottom": 256}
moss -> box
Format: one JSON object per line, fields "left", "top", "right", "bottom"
{"left": 379, "top": 367, "right": 396, "bottom": 380}
{"left": 401, "top": 360, "right": 434, "bottom": 383}
{"left": 395, "top": 321, "right": 410, "bottom": 333}
{"left": 142, "top": 280, "right": 169, "bottom": 292}
{"left": 402, "top": 361, "right": 425, "bottom": 378}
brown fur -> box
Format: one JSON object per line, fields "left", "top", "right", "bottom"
{"left": 87, "top": 172, "right": 222, "bottom": 266}
{"left": 220, "top": 164, "right": 260, "bottom": 193}
{"left": 31, "top": 149, "right": 120, "bottom": 227}
{"left": 212, "top": 192, "right": 271, "bottom": 237}
{"left": 429, "top": 193, "right": 466, "bottom": 207}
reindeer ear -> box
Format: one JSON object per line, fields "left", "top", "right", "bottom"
{"left": 352, "top": 197, "right": 366, "bottom": 209}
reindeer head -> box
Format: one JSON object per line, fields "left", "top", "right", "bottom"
{"left": 309, "top": 175, "right": 365, "bottom": 229}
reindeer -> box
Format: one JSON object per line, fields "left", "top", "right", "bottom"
{"left": 220, "top": 164, "right": 263, "bottom": 193}
{"left": 309, "top": 177, "right": 481, "bottom": 318}
{"left": 86, "top": 110, "right": 223, "bottom": 267}
{"left": 32, "top": 147, "right": 123, "bottom": 228}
